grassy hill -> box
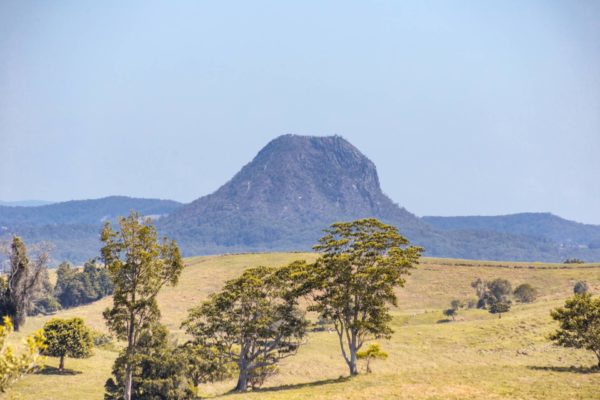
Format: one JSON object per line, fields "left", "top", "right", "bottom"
{"left": 2, "top": 253, "right": 599, "bottom": 400}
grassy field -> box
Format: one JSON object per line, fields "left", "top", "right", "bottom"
{"left": 2, "top": 253, "right": 599, "bottom": 399}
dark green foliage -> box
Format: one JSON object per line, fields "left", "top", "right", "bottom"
{"left": 101, "top": 211, "right": 184, "bottom": 400}
{"left": 472, "top": 278, "right": 513, "bottom": 317}
{"left": 42, "top": 317, "right": 93, "bottom": 371}
{"left": 182, "top": 265, "right": 307, "bottom": 392}
{"left": 309, "top": 218, "right": 422, "bottom": 376}
{"left": 0, "top": 237, "right": 49, "bottom": 330}
{"left": 443, "top": 299, "right": 463, "bottom": 321}
{"left": 54, "top": 260, "right": 113, "bottom": 309}
{"left": 574, "top": 281, "right": 590, "bottom": 295}
{"left": 178, "top": 343, "right": 234, "bottom": 391}
{"left": 564, "top": 258, "right": 585, "bottom": 264}
{"left": 550, "top": 293, "right": 600, "bottom": 368}
{"left": 105, "top": 324, "right": 192, "bottom": 400}
{"left": 513, "top": 283, "right": 538, "bottom": 303}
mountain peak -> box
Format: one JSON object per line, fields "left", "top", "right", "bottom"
{"left": 160, "top": 134, "right": 423, "bottom": 254}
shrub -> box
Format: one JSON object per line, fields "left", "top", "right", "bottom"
{"left": 514, "top": 283, "right": 538, "bottom": 303}
{"left": 574, "top": 281, "right": 589, "bottom": 295}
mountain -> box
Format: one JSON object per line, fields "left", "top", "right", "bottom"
{"left": 0, "top": 196, "right": 182, "bottom": 263}
{"left": 0, "top": 200, "right": 55, "bottom": 207}
{"left": 158, "top": 134, "right": 600, "bottom": 262}
{"left": 159, "top": 135, "right": 435, "bottom": 255}
{"left": 424, "top": 213, "right": 600, "bottom": 250}
{"left": 0, "top": 196, "right": 181, "bottom": 226}
{"left": 2, "top": 135, "right": 600, "bottom": 264}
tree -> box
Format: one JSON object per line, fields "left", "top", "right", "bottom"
{"left": 54, "top": 260, "right": 113, "bottom": 309}
{"left": 105, "top": 323, "right": 192, "bottom": 400}
{"left": 178, "top": 343, "right": 234, "bottom": 395}
{"left": 182, "top": 265, "right": 308, "bottom": 392}
{"left": 356, "top": 343, "right": 388, "bottom": 373}
{"left": 0, "top": 237, "right": 50, "bottom": 331}
{"left": 513, "top": 283, "right": 538, "bottom": 303}
{"left": 489, "top": 300, "right": 511, "bottom": 318}
{"left": 574, "top": 281, "right": 589, "bottom": 295}
{"left": 549, "top": 293, "right": 600, "bottom": 368}
{"left": 471, "top": 278, "right": 512, "bottom": 318}
{"left": 101, "top": 211, "right": 184, "bottom": 400}
{"left": 443, "top": 299, "right": 463, "bottom": 321}
{"left": 42, "top": 317, "right": 93, "bottom": 372}
{"left": 0, "top": 317, "right": 46, "bottom": 392}
{"left": 310, "top": 218, "right": 422, "bottom": 376}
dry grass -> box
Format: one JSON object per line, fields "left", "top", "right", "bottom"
{"left": 2, "top": 253, "right": 599, "bottom": 399}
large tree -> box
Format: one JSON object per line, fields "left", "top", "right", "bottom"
{"left": 101, "top": 211, "right": 184, "bottom": 400}
{"left": 182, "top": 265, "right": 308, "bottom": 392}
{"left": 0, "top": 237, "right": 50, "bottom": 331}
{"left": 550, "top": 293, "right": 600, "bottom": 368}
{"left": 310, "top": 218, "right": 422, "bottom": 375}
{"left": 42, "top": 317, "right": 93, "bottom": 372}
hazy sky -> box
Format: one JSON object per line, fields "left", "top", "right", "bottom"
{"left": 1, "top": 1, "right": 599, "bottom": 223}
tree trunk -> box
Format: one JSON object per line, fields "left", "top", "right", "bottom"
{"left": 59, "top": 355, "right": 65, "bottom": 372}
{"left": 124, "top": 364, "right": 133, "bottom": 400}
{"left": 348, "top": 337, "right": 358, "bottom": 376}
{"left": 235, "top": 362, "right": 248, "bottom": 392}
{"left": 124, "top": 308, "right": 135, "bottom": 400}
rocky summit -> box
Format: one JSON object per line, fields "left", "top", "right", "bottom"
{"left": 159, "top": 135, "right": 431, "bottom": 255}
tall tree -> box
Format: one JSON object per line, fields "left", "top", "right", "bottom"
{"left": 550, "top": 293, "right": 600, "bottom": 368}
{"left": 310, "top": 218, "right": 422, "bottom": 375}
{"left": 42, "top": 317, "right": 93, "bottom": 372}
{"left": 101, "top": 211, "right": 184, "bottom": 400}
{"left": 182, "top": 265, "right": 308, "bottom": 392}
{"left": 0, "top": 237, "right": 49, "bottom": 331}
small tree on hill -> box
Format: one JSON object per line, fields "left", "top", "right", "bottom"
{"left": 182, "top": 265, "right": 308, "bottom": 392}
{"left": 574, "top": 281, "right": 589, "bottom": 295}
{"left": 310, "top": 218, "right": 422, "bottom": 376}
{"left": 513, "top": 283, "right": 538, "bottom": 303}
{"left": 549, "top": 293, "right": 600, "bottom": 368}
{"left": 42, "top": 317, "right": 93, "bottom": 372}
{"left": 357, "top": 343, "right": 388, "bottom": 373}
{"left": 443, "top": 299, "right": 463, "bottom": 321}
{"left": 0, "top": 317, "right": 46, "bottom": 392}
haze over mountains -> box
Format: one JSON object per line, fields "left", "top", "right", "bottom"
{"left": 2, "top": 135, "right": 599, "bottom": 264}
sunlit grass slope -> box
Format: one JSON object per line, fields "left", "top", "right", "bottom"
{"left": 3, "top": 253, "right": 599, "bottom": 400}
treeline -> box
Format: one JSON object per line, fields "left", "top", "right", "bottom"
{"left": 31, "top": 260, "right": 113, "bottom": 316}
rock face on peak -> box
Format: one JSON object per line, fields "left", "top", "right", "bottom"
{"left": 159, "top": 135, "right": 429, "bottom": 255}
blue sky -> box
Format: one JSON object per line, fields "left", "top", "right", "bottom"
{"left": 1, "top": 1, "right": 599, "bottom": 223}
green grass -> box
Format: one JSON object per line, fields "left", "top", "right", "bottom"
{"left": 2, "top": 253, "right": 599, "bottom": 399}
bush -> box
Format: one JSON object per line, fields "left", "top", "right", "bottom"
{"left": 513, "top": 283, "right": 538, "bottom": 303}
{"left": 574, "top": 281, "right": 589, "bottom": 295}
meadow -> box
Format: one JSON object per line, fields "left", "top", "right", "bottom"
{"left": 2, "top": 253, "right": 599, "bottom": 400}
